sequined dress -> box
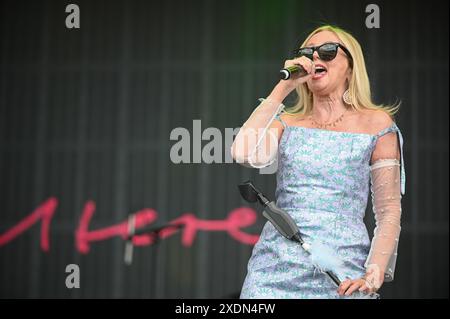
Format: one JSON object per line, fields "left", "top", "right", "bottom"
{"left": 239, "top": 119, "right": 405, "bottom": 299}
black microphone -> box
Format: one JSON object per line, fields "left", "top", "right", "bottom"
{"left": 279, "top": 65, "right": 308, "bottom": 80}
{"left": 238, "top": 180, "right": 342, "bottom": 287}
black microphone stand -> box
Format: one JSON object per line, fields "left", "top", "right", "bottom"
{"left": 124, "top": 216, "right": 184, "bottom": 265}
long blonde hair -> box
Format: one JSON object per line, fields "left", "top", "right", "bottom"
{"left": 284, "top": 25, "right": 401, "bottom": 118}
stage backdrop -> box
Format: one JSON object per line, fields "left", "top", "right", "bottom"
{"left": 0, "top": 0, "right": 448, "bottom": 298}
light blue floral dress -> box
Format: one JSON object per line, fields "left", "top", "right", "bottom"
{"left": 240, "top": 115, "right": 406, "bottom": 299}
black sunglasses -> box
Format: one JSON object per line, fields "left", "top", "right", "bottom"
{"left": 293, "top": 42, "right": 353, "bottom": 66}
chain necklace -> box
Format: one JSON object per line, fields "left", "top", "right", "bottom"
{"left": 308, "top": 108, "right": 348, "bottom": 129}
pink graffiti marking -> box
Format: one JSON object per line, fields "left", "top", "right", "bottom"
{"left": 0, "top": 199, "right": 260, "bottom": 253}
{"left": 0, "top": 198, "right": 58, "bottom": 251}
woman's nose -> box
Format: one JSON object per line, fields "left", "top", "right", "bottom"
{"left": 312, "top": 51, "right": 320, "bottom": 61}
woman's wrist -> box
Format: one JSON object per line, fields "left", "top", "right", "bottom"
{"left": 363, "top": 267, "right": 384, "bottom": 290}
{"left": 266, "top": 81, "right": 294, "bottom": 104}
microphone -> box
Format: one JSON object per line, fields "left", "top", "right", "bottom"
{"left": 238, "top": 180, "right": 342, "bottom": 287}
{"left": 279, "top": 65, "right": 308, "bottom": 80}
{"left": 124, "top": 216, "right": 184, "bottom": 265}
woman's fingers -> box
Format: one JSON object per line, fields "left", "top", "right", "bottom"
{"left": 345, "top": 281, "right": 364, "bottom": 296}
{"left": 358, "top": 282, "right": 369, "bottom": 293}
{"left": 296, "top": 56, "right": 314, "bottom": 74}
{"left": 337, "top": 279, "right": 353, "bottom": 295}
{"left": 284, "top": 57, "right": 314, "bottom": 74}
{"left": 338, "top": 278, "right": 372, "bottom": 296}
{"left": 337, "top": 276, "right": 381, "bottom": 297}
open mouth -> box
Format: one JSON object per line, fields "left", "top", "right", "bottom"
{"left": 313, "top": 64, "right": 327, "bottom": 79}
{"left": 315, "top": 66, "right": 327, "bottom": 74}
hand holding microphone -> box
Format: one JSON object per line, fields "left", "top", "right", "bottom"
{"left": 266, "top": 56, "right": 315, "bottom": 105}
{"left": 279, "top": 56, "right": 315, "bottom": 82}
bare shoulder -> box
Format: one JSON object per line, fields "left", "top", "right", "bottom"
{"left": 357, "top": 109, "right": 394, "bottom": 135}
{"left": 368, "top": 109, "right": 400, "bottom": 162}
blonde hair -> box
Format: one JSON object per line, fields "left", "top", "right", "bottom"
{"left": 284, "top": 25, "right": 401, "bottom": 119}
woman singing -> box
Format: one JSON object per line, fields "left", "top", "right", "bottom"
{"left": 231, "top": 25, "right": 406, "bottom": 299}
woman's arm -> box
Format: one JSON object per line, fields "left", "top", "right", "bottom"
{"left": 339, "top": 118, "right": 404, "bottom": 296}
{"left": 230, "top": 57, "right": 315, "bottom": 168}
{"left": 230, "top": 89, "right": 286, "bottom": 168}
{"left": 365, "top": 141, "right": 402, "bottom": 276}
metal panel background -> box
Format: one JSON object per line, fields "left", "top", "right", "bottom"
{"left": 0, "top": 0, "right": 448, "bottom": 298}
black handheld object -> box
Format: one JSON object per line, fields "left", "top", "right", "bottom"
{"left": 279, "top": 65, "right": 308, "bottom": 80}
{"left": 238, "top": 180, "right": 341, "bottom": 286}
{"left": 238, "top": 181, "right": 303, "bottom": 244}
{"left": 123, "top": 219, "right": 184, "bottom": 265}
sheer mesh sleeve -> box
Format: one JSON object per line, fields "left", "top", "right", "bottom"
{"left": 364, "top": 120, "right": 406, "bottom": 287}
{"left": 230, "top": 98, "right": 285, "bottom": 168}
{"left": 365, "top": 159, "right": 403, "bottom": 284}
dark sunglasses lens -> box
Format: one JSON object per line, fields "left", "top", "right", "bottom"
{"left": 318, "top": 43, "right": 338, "bottom": 60}
{"left": 297, "top": 48, "right": 313, "bottom": 59}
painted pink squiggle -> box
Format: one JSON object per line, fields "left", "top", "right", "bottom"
{"left": 1, "top": 199, "right": 260, "bottom": 254}
{"left": 75, "top": 200, "right": 158, "bottom": 254}
{"left": 159, "top": 207, "right": 259, "bottom": 246}
{"left": 0, "top": 198, "right": 58, "bottom": 251}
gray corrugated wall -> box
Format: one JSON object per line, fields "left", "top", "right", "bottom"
{"left": 0, "top": 0, "right": 448, "bottom": 298}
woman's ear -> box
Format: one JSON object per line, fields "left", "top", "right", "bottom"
{"left": 346, "top": 69, "right": 352, "bottom": 82}
{"left": 345, "top": 76, "right": 350, "bottom": 87}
